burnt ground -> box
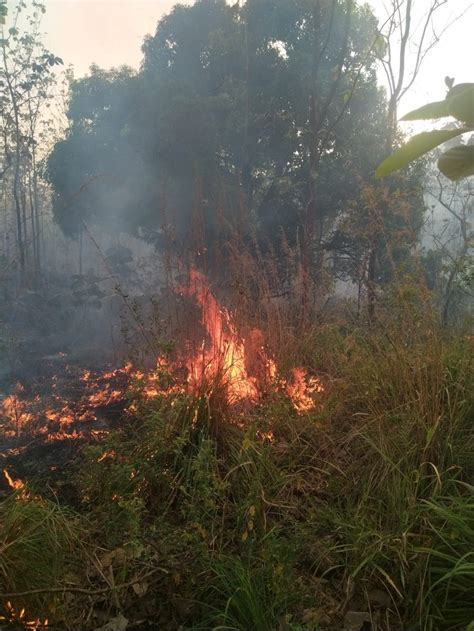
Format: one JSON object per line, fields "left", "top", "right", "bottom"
{"left": 0, "top": 357, "right": 131, "bottom": 504}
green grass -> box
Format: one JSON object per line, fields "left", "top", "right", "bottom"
{"left": 1, "top": 305, "right": 473, "bottom": 630}
{"left": 0, "top": 492, "right": 81, "bottom": 625}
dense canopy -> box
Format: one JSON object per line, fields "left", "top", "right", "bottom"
{"left": 47, "top": 0, "right": 391, "bottom": 261}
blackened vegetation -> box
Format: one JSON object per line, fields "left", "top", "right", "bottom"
{"left": 0, "top": 360, "right": 130, "bottom": 503}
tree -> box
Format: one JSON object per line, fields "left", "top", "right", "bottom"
{"left": 47, "top": 0, "right": 392, "bottom": 287}
{"left": 423, "top": 152, "right": 473, "bottom": 324}
{"left": 0, "top": 0, "right": 62, "bottom": 283}
{"left": 351, "top": 0, "right": 458, "bottom": 320}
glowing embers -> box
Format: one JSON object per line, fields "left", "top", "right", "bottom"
{"left": 1, "top": 384, "right": 33, "bottom": 437}
{"left": 0, "top": 365, "right": 130, "bottom": 441}
{"left": 0, "top": 270, "right": 323, "bottom": 451}
{"left": 0, "top": 601, "right": 47, "bottom": 630}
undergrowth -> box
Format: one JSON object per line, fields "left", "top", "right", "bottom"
{"left": 0, "top": 300, "right": 473, "bottom": 630}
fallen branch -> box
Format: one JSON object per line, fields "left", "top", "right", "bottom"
{"left": 0, "top": 567, "right": 168, "bottom": 598}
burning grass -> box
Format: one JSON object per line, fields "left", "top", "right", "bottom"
{"left": 1, "top": 278, "right": 473, "bottom": 630}
{"left": 1, "top": 269, "right": 322, "bottom": 448}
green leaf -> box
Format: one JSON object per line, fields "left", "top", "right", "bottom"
{"left": 373, "top": 33, "right": 387, "bottom": 59}
{"left": 376, "top": 129, "right": 467, "bottom": 178}
{"left": 400, "top": 100, "right": 449, "bottom": 121}
{"left": 447, "top": 82, "right": 474, "bottom": 100}
{"left": 438, "top": 145, "right": 474, "bottom": 181}
{"left": 447, "top": 86, "right": 474, "bottom": 126}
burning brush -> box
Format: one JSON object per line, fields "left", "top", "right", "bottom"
{"left": 1, "top": 269, "right": 323, "bottom": 453}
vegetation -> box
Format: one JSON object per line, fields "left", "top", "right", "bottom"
{"left": 0, "top": 0, "right": 63, "bottom": 282}
{"left": 1, "top": 298, "right": 473, "bottom": 630}
{"left": 376, "top": 81, "right": 474, "bottom": 181}
{"left": 0, "top": 0, "right": 473, "bottom": 630}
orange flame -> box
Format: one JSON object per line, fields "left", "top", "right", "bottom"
{"left": 1, "top": 270, "right": 324, "bottom": 450}
{"left": 3, "top": 468, "right": 25, "bottom": 491}
{"left": 286, "top": 368, "right": 324, "bottom": 413}
{"left": 0, "top": 601, "right": 47, "bottom": 629}
{"left": 1, "top": 387, "right": 33, "bottom": 436}
{"left": 181, "top": 268, "right": 323, "bottom": 411}
{"left": 2, "top": 468, "right": 30, "bottom": 500}
{"left": 183, "top": 268, "right": 259, "bottom": 402}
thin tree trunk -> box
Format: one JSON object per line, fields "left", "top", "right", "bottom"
{"left": 367, "top": 244, "right": 376, "bottom": 324}
{"left": 20, "top": 183, "right": 28, "bottom": 270}
{"left": 12, "top": 164, "right": 25, "bottom": 273}
{"left": 79, "top": 229, "right": 83, "bottom": 276}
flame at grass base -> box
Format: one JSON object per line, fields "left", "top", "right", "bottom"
{"left": 0, "top": 269, "right": 323, "bottom": 447}
{"left": 182, "top": 268, "right": 259, "bottom": 403}
{"left": 179, "top": 267, "right": 323, "bottom": 410}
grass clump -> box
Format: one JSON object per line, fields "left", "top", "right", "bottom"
{"left": 418, "top": 490, "right": 474, "bottom": 630}
{"left": 0, "top": 492, "right": 80, "bottom": 626}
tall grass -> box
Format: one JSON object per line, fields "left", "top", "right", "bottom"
{"left": 305, "top": 302, "right": 474, "bottom": 630}
{"left": 0, "top": 493, "right": 80, "bottom": 623}
{"left": 201, "top": 556, "right": 285, "bottom": 630}
{"left": 2, "top": 279, "right": 473, "bottom": 629}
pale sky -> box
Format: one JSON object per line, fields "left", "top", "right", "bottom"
{"left": 32, "top": 0, "right": 474, "bottom": 115}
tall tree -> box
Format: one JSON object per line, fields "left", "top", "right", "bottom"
{"left": 1, "top": 0, "right": 62, "bottom": 284}
{"left": 363, "top": 0, "right": 462, "bottom": 320}
{"left": 47, "top": 0, "right": 423, "bottom": 312}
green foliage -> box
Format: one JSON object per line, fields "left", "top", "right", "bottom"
{"left": 377, "top": 82, "right": 474, "bottom": 181}
{"left": 377, "top": 129, "right": 465, "bottom": 177}
{"left": 0, "top": 1, "right": 7, "bottom": 25}
{"left": 419, "top": 492, "right": 474, "bottom": 630}
{"left": 438, "top": 144, "right": 474, "bottom": 181}
{"left": 0, "top": 494, "right": 80, "bottom": 622}
{"left": 202, "top": 555, "right": 291, "bottom": 630}
{"left": 2, "top": 301, "right": 474, "bottom": 629}
{"left": 46, "top": 0, "right": 393, "bottom": 264}
{"left": 1, "top": 0, "right": 63, "bottom": 281}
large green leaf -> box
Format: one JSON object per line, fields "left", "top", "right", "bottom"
{"left": 375, "top": 128, "right": 467, "bottom": 178}
{"left": 447, "top": 83, "right": 474, "bottom": 100}
{"left": 447, "top": 86, "right": 474, "bottom": 126}
{"left": 438, "top": 145, "right": 474, "bottom": 181}
{"left": 401, "top": 100, "right": 449, "bottom": 121}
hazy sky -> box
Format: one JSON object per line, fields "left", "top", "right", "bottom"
{"left": 37, "top": 0, "right": 473, "bottom": 115}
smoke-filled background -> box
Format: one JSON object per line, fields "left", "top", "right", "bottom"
{"left": 1, "top": 0, "right": 472, "bottom": 383}
{"left": 1, "top": 3, "right": 474, "bottom": 630}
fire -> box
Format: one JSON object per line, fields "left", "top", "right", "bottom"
{"left": 182, "top": 268, "right": 259, "bottom": 402}
{"left": 97, "top": 449, "right": 118, "bottom": 462}
{"left": 2, "top": 467, "right": 30, "bottom": 500}
{"left": 3, "top": 468, "right": 25, "bottom": 492}
{"left": 1, "top": 386, "right": 33, "bottom": 437}
{"left": 0, "top": 269, "right": 324, "bottom": 466}
{"left": 87, "top": 387, "right": 122, "bottom": 406}
{"left": 181, "top": 268, "right": 323, "bottom": 411}
{"left": 0, "top": 601, "right": 47, "bottom": 629}
{"left": 286, "top": 368, "right": 324, "bottom": 413}
{"left": 0, "top": 365, "right": 132, "bottom": 441}
{"left": 45, "top": 408, "right": 74, "bottom": 424}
